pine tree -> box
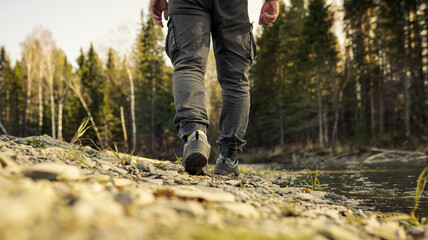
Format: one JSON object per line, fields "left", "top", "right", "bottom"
{"left": 134, "top": 12, "right": 174, "bottom": 155}
{"left": 99, "top": 48, "right": 122, "bottom": 146}
{"left": 300, "top": 0, "right": 338, "bottom": 146}
{"left": 249, "top": 2, "right": 287, "bottom": 147}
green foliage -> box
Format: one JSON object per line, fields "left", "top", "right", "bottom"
{"left": 300, "top": 161, "right": 322, "bottom": 191}
{"left": 25, "top": 140, "right": 45, "bottom": 148}
{"left": 66, "top": 118, "right": 94, "bottom": 169}
{"left": 153, "top": 162, "right": 167, "bottom": 170}
{"left": 107, "top": 143, "right": 135, "bottom": 165}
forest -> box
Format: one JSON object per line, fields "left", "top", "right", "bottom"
{"left": 0, "top": 0, "right": 427, "bottom": 161}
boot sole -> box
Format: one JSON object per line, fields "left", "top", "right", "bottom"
{"left": 183, "top": 139, "right": 210, "bottom": 175}
{"left": 184, "top": 152, "right": 208, "bottom": 175}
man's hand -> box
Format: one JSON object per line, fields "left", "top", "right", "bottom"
{"left": 150, "top": 0, "right": 168, "bottom": 27}
{"left": 258, "top": 1, "right": 279, "bottom": 26}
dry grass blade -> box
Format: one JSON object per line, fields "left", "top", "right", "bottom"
{"left": 71, "top": 117, "right": 91, "bottom": 145}
{"left": 411, "top": 166, "right": 428, "bottom": 221}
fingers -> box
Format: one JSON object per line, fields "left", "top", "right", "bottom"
{"left": 150, "top": 8, "right": 161, "bottom": 25}
{"left": 259, "top": 13, "right": 276, "bottom": 26}
{"left": 151, "top": 8, "right": 164, "bottom": 27}
{"left": 164, "top": 8, "right": 168, "bottom": 21}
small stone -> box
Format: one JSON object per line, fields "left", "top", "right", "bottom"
{"left": 113, "top": 178, "right": 133, "bottom": 187}
{"left": 166, "top": 199, "right": 205, "bottom": 217}
{"left": 143, "top": 178, "right": 163, "bottom": 185}
{"left": 23, "top": 163, "right": 81, "bottom": 181}
{"left": 295, "top": 193, "right": 314, "bottom": 201}
{"left": 136, "top": 160, "right": 155, "bottom": 172}
{"left": 365, "top": 219, "right": 406, "bottom": 240}
{"left": 165, "top": 170, "right": 179, "bottom": 177}
{"left": 197, "top": 181, "right": 212, "bottom": 187}
{"left": 0, "top": 152, "right": 17, "bottom": 168}
{"left": 226, "top": 180, "right": 241, "bottom": 186}
{"left": 111, "top": 167, "right": 128, "bottom": 175}
{"left": 311, "top": 191, "right": 326, "bottom": 198}
{"left": 221, "top": 203, "right": 260, "bottom": 219}
{"left": 165, "top": 164, "right": 185, "bottom": 172}
{"left": 344, "top": 199, "right": 359, "bottom": 207}
{"left": 134, "top": 190, "right": 155, "bottom": 206}
{"left": 172, "top": 186, "right": 235, "bottom": 202}
{"left": 325, "top": 193, "right": 347, "bottom": 202}
{"left": 115, "top": 192, "right": 133, "bottom": 206}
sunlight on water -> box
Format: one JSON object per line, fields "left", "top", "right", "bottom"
{"left": 277, "top": 160, "right": 428, "bottom": 217}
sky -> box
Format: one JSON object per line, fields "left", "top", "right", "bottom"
{"left": 0, "top": 0, "right": 265, "bottom": 67}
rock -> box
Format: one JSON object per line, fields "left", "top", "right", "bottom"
{"left": 23, "top": 163, "right": 81, "bottom": 181}
{"left": 364, "top": 219, "right": 406, "bottom": 240}
{"left": 311, "top": 191, "right": 326, "bottom": 198}
{"left": 115, "top": 192, "right": 133, "bottom": 206}
{"left": 113, "top": 178, "right": 133, "bottom": 187}
{"left": 142, "top": 178, "right": 163, "bottom": 185}
{"left": 165, "top": 164, "right": 185, "bottom": 172}
{"left": 196, "top": 181, "right": 212, "bottom": 187}
{"left": 136, "top": 160, "right": 154, "bottom": 172}
{"left": 261, "top": 173, "right": 277, "bottom": 181}
{"left": 325, "top": 193, "right": 347, "bottom": 202}
{"left": 111, "top": 167, "right": 128, "bottom": 175}
{"left": 138, "top": 205, "right": 180, "bottom": 227}
{"left": 295, "top": 193, "right": 314, "bottom": 201}
{"left": 169, "top": 186, "right": 235, "bottom": 203}
{"left": 0, "top": 152, "right": 17, "bottom": 168}
{"left": 407, "top": 226, "right": 426, "bottom": 239}
{"left": 133, "top": 190, "right": 155, "bottom": 206}
{"left": 226, "top": 180, "right": 241, "bottom": 186}
{"left": 345, "top": 199, "right": 359, "bottom": 207}
{"left": 85, "top": 174, "right": 111, "bottom": 182}
{"left": 221, "top": 203, "right": 260, "bottom": 219}
{"left": 73, "top": 195, "right": 123, "bottom": 223}
{"left": 164, "top": 199, "right": 205, "bottom": 217}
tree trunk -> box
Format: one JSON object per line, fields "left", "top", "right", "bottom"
{"left": 24, "top": 61, "right": 33, "bottom": 136}
{"left": 151, "top": 59, "right": 156, "bottom": 153}
{"left": 120, "top": 106, "right": 128, "bottom": 149}
{"left": 402, "top": 4, "right": 411, "bottom": 138}
{"left": 125, "top": 58, "right": 136, "bottom": 150}
{"left": 38, "top": 80, "right": 43, "bottom": 135}
{"left": 317, "top": 67, "right": 324, "bottom": 147}
{"left": 369, "top": 85, "right": 376, "bottom": 135}
{"left": 333, "top": 53, "right": 350, "bottom": 143}
{"left": 323, "top": 104, "right": 329, "bottom": 145}
{"left": 46, "top": 53, "right": 56, "bottom": 139}
{"left": 0, "top": 120, "right": 8, "bottom": 134}
{"left": 58, "top": 101, "right": 63, "bottom": 141}
{"left": 379, "top": 51, "right": 385, "bottom": 133}
{"left": 68, "top": 77, "right": 104, "bottom": 148}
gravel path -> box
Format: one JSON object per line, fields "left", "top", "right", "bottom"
{"left": 0, "top": 134, "right": 426, "bottom": 240}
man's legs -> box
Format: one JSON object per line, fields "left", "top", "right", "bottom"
{"left": 167, "top": 0, "right": 212, "bottom": 174}
{"left": 211, "top": 0, "right": 255, "bottom": 160}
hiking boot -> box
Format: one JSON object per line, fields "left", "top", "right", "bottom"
{"left": 213, "top": 155, "right": 240, "bottom": 176}
{"left": 182, "top": 130, "right": 211, "bottom": 175}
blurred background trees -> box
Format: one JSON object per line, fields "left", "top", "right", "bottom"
{"left": 0, "top": 0, "right": 427, "bottom": 161}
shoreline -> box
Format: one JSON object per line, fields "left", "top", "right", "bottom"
{"left": 0, "top": 134, "right": 426, "bottom": 240}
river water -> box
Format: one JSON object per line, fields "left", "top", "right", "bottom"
{"left": 263, "top": 159, "right": 428, "bottom": 217}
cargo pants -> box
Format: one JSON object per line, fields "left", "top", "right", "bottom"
{"left": 166, "top": 0, "right": 257, "bottom": 158}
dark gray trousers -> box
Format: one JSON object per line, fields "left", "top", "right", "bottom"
{"left": 166, "top": 0, "right": 256, "bottom": 158}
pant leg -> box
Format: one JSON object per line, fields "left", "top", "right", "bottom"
{"left": 211, "top": 0, "right": 256, "bottom": 158}
{"left": 167, "top": 0, "right": 212, "bottom": 139}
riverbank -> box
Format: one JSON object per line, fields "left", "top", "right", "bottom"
{"left": 0, "top": 135, "right": 426, "bottom": 240}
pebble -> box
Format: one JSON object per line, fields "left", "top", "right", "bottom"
{"left": 136, "top": 160, "right": 155, "bottom": 172}
{"left": 295, "top": 193, "right": 314, "bottom": 201}
{"left": 23, "top": 163, "right": 81, "bottom": 181}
